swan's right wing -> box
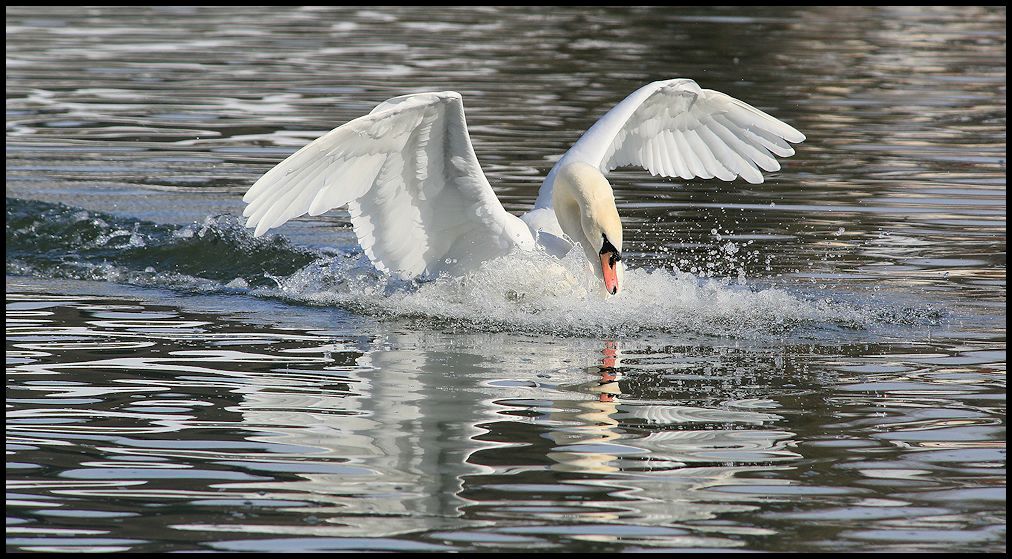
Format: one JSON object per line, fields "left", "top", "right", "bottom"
{"left": 242, "top": 92, "right": 532, "bottom": 279}
{"left": 534, "top": 78, "right": 805, "bottom": 207}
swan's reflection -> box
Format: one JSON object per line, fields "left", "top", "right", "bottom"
{"left": 544, "top": 340, "right": 624, "bottom": 474}
{"left": 15, "top": 306, "right": 801, "bottom": 540}
{"left": 215, "top": 331, "right": 800, "bottom": 538}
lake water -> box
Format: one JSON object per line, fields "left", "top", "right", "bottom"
{"left": 6, "top": 5, "right": 1006, "bottom": 553}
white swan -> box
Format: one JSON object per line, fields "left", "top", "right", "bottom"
{"left": 242, "top": 78, "right": 805, "bottom": 295}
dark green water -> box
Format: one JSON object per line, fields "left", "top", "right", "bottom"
{"left": 6, "top": 5, "right": 1005, "bottom": 553}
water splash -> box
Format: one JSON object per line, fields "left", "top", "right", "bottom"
{"left": 260, "top": 246, "right": 881, "bottom": 338}
{"left": 7, "top": 197, "right": 941, "bottom": 339}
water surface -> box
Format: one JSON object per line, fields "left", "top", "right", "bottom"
{"left": 6, "top": 5, "right": 1006, "bottom": 553}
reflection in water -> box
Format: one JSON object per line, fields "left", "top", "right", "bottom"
{"left": 6, "top": 285, "right": 1005, "bottom": 551}
{"left": 544, "top": 341, "right": 624, "bottom": 474}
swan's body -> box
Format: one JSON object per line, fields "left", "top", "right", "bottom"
{"left": 243, "top": 78, "right": 805, "bottom": 295}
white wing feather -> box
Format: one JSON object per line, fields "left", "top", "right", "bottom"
{"left": 534, "top": 78, "right": 805, "bottom": 208}
{"left": 242, "top": 92, "right": 533, "bottom": 279}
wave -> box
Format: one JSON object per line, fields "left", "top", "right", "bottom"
{"left": 6, "top": 197, "right": 943, "bottom": 339}
{"left": 6, "top": 197, "right": 317, "bottom": 290}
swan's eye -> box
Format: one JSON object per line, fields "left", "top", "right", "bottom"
{"left": 600, "top": 235, "right": 622, "bottom": 268}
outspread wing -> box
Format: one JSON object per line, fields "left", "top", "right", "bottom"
{"left": 535, "top": 78, "right": 805, "bottom": 208}
{"left": 242, "top": 91, "right": 532, "bottom": 279}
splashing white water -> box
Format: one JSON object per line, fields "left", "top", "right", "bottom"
{"left": 259, "top": 247, "right": 873, "bottom": 338}
{"left": 6, "top": 198, "right": 934, "bottom": 339}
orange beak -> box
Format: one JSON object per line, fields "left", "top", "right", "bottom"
{"left": 600, "top": 251, "right": 619, "bottom": 295}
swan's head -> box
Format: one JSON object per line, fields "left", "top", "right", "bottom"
{"left": 586, "top": 199, "right": 624, "bottom": 296}
{"left": 553, "top": 161, "right": 625, "bottom": 295}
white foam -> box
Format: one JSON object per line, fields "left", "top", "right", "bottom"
{"left": 259, "top": 248, "right": 873, "bottom": 339}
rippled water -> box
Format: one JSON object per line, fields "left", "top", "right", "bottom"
{"left": 6, "top": 5, "right": 1006, "bottom": 553}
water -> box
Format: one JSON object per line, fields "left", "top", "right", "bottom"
{"left": 6, "top": 5, "right": 1006, "bottom": 553}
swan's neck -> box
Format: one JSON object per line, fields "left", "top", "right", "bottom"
{"left": 552, "top": 163, "right": 621, "bottom": 250}
{"left": 551, "top": 163, "right": 624, "bottom": 297}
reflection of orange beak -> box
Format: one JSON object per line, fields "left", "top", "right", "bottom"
{"left": 600, "top": 251, "right": 619, "bottom": 295}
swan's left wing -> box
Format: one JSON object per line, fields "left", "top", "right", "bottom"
{"left": 556, "top": 78, "right": 805, "bottom": 187}
{"left": 242, "top": 91, "right": 532, "bottom": 279}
